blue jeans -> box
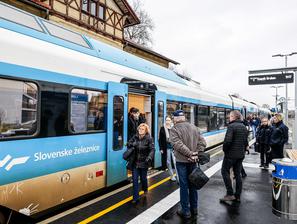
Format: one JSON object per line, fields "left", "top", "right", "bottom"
{"left": 132, "top": 167, "right": 148, "bottom": 201}
{"left": 176, "top": 162, "right": 198, "bottom": 215}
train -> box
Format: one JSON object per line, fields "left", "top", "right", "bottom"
{"left": 0, "top": 2, "right": 270, "bottom": 222}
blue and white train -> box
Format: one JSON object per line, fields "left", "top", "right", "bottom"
{"left": 0, "top": 2, "right": 270, "bottom": 221}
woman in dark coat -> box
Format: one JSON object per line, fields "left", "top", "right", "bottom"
{"left": 255, "top": 117, "right": 272, "bottom": 168}
{"left": 159, "top": 116, "right": 176, "bottom": 181}
{"left": 270, "top": 114, "right": 289, "bottom": 160}
{"left": 127, "top": 123, "right": 155, "bottom": 203}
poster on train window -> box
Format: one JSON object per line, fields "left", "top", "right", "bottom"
{"left": 71, "top": 93, "right": 88, "bottom": 132}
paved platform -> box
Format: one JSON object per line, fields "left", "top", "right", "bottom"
{"left": 34, "top": 149, "right": 296, "bottom": 224}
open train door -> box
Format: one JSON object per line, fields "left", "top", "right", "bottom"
{"left": 154, "top": 91, "right": 166, "bottom": 168}
{"left": 107, "top": 82, "right": 128, "bottom": 186}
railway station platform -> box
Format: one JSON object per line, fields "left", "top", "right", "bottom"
{"left": 31, "top": 146, "right": 296, "bottom": 224}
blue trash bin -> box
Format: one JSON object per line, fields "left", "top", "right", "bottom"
{"left": 272, "top": 158, "right": 297, "bottom": 220}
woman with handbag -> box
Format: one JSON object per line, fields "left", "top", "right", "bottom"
{"left": 127, "top": 123, "right": 155, "bottom": 203}
{"left": 159, "top": 116, "right": 176, "bottom": 181}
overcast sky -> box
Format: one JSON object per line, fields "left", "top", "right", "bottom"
{"left": 137, "top": 0, "right": 297, "bottom": 109}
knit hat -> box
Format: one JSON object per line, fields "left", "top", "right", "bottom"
{"left": 173, "top": 110, "right": 184, "bottom": 117}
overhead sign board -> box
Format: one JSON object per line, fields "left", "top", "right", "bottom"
{"left": 248, "top": 73, "right": 294, "bottom": 85}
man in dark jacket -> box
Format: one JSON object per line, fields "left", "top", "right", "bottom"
{"left": 220, "top": 110, "right": 248, "bottom": 203}
{"left": 170, "top": 110, "right": 206, "bottom": 219}
{"left": 270, "top": 113, "right": 288, "bottom": 160}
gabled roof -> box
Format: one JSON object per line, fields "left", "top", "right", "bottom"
{"left": 114, "top": 0, "right": 140, "bottom": 27}
{"left": 124, "top": 39, "right": 180, "bottom": 65}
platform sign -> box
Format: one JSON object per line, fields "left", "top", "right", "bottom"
{"left": 248, "top": 73, "right": 294, "bottom": 85}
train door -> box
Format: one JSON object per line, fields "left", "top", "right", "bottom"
{"left": 154, "top": 91, "right": 166, "bottom": 168}
{"left": 106, "top": 82, "right": 128, "bottom": 186}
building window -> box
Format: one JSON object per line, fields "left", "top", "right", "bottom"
{"left": 113, "top": 96, "right": 124, "bottom": 150}
{"left": 0, "top": 78, "right": 38, "bottom": 138}
{"left": 82, "top": 0, "right": 105, "bottom": 21}
{"left": 70, "top": 88, "right": 107, "bottom": 133}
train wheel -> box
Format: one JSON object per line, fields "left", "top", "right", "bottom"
{"left": 0, "top": 211, "right": 6, "bottom": 224}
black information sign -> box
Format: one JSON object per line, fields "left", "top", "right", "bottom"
{"left": 248, "top": 73, "right": 294, "bottom": 85}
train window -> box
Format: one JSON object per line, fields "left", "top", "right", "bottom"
{"left": 225, "top": 109, "right": 231, "bottom": 125}
{"left": 183, "top": 104, "right": 195, "bottom": 125}
{"left": 0, "top": 78, "right": 38, "bottom": 139}
{"left": 70, "top": 89, "right": 107, "bottom": 133}
{"left": 209, "top": 107, "right": 218, "bottom": 131}
{"left": 197, "top": 105, "right": 208, "bottom": 133}
{"left": 113, "top": 96, "right": 124, "bottom": 150}
{"left": 42, "top": 20, "right": 90, "bottom": 48}
{"left": 0, "top": 3, "right": 44, "bottom": 32}
{"left": 166, "top": 101, "right": 180, "bottom": 118}
{"left": 217, "top": 108, "right": 225, "bottom": 130}
{"left": 158, "top": 101, "right": 164, "bottom": 138}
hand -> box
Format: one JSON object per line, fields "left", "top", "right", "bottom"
{"left": 188, "top": 155, "right": 199, "bottom": 163}
{"left": 145, "top": 157, "right": 151, "bottom": 164}
{"left": 160, "top": 150, "right": 164, "bottom": 154}
{"left": 245, "top": 149, "right": 250, "bottom": 155}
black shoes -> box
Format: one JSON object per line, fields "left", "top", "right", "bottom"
{"left": 177, "top": 208, "right": 191, "bottom": 219}
{"left": 191, "top": 208, "right": 198, "bottom": 216}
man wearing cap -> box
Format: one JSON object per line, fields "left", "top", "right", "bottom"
{"left": 170, "top": 110, "right": 206, "bottom": 219}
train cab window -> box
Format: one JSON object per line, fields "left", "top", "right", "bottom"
{"left": 42, "top": 20, "right": 90, "bottom": 48}
{"left": 209, "top": 107, "right": 218, "bottom": 131}
{"left": 217, "top": 108, "right": 225, "bottom": 130}
{"left": 113, "top": 96, "right": 124, "bottom": 150}
{"left": 183, "top": 104, "right": 195, "bottom": 125}
{"left": 197, "top": 105, "right": 208, "bottom": 133}
{"left": 158, "top": 101, "right": 164, "bottom": 137}
{"left": 70, "top": 89, "right": 107, "bottom": 133}
{"left": 0, "top": 3, "right": 44, "bottom": 32}
{"left": 0, "top": 78, "right": 38, "bottom": 139}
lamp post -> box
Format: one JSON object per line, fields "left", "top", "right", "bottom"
{"left": 272, "top": 52, "right": 297, "bottom": 124}
{"left": 271, "top": 86, "right": 283, "bottom": 112}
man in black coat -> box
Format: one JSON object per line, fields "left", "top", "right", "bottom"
{"left": 220, "top": 110, "right": 248, "bottom": 203}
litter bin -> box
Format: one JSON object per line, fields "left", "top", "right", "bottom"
{"left": 272, "top": 158, "right": 297, "bottom": 220}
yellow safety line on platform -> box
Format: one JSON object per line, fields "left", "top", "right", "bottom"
{"left": 78, "top": 150, "right": 223, "bottom": 224}
{"left": 78, "top": 177, "right": 171, "bottom": 224}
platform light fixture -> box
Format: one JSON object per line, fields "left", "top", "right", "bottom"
{"left": 272, "top": 52, "right": 297, "bottom": 123}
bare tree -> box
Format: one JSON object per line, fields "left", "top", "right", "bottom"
{"left": 124, "top": 0, "right": 154, "bottom": 47}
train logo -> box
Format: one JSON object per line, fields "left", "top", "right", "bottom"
{"left": 0, "top": 155, "right": 30, "bottom": 171}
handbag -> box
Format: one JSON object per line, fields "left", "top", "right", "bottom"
{"left": 198, "top": 152, "right": 210, "bottom": 165}
{"left": 123, "top": 147, "right": 136, "bottom": 171}
{"left": 189, "top": 166, "right": 209, "bottom": 190}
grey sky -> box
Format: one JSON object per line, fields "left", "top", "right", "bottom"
{"left": 139, "top": 0, "right": 297, "bottom": 109}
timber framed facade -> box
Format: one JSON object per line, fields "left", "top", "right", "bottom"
{"left": 2, "top": 0, "right": 139, "bottom": 47}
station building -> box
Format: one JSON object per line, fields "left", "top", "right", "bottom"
{"left": 2, "top": 0, "right": 179, "bottom": 68}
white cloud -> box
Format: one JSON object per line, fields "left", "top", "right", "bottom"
{"left": 139, "top": 0, "right": 297, "bottom": 109}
